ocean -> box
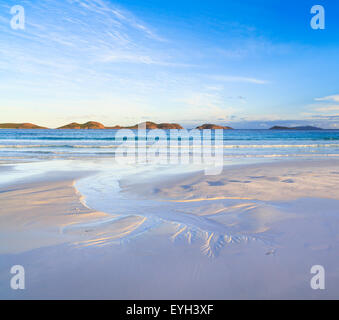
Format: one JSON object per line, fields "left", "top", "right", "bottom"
{"left": 1, "top": 129, "right": 339, "bottom": 163}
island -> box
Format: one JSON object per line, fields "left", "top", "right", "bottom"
{"left": 58, "top": 121, "right": 184, "bottom": 130}
{"left": 109, "top": 121, "right": 184, "bottom": 130}
{"left": 0, "top": 122, "right": 326, "bottom": 130}
{"left": 57, "top": 121, "right": 106, "bottom": 129}
{"left": 270, "top": 125, "right": 323, "bottom": 130}
{"left": 0, "top": 123, "right": 48, "bottom": 129}
{"left": 196, "top": 124, "right": 233, "bottom": 130}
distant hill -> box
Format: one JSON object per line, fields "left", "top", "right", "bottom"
{"left": 73, "top": 121, "right": 185, "bottom": 130}
{"left": 0, "top": 123, "right": 47, "bottom": 129}
{"left": 1, "top": 121, "right": 235, "bottom": 130}
{"left": 157, "top": 123, "right": 184, "bottom": 129}
{"left": 115, "top": 121, "right": 184, "bottom": 130}
{"left": 196, "top": 124, "right": 233, "bottom": 130}
{"left": 270, "top": 125, "right": 323, "bottom": 130}
{"left": 57, "top": 121, "right": 106, "bottom": 129}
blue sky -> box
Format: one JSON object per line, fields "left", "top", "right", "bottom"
{"left": 1, "top": 0, "right": 339, "bottom": 128}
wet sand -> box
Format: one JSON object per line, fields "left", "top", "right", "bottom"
{"left": 0, "top": 159, "right": 339, "bottom": 299}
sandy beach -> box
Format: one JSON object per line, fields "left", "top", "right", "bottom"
{"left": 1, "top": 158, "right": 339, "bottom": 299}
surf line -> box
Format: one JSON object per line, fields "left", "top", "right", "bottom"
{"left": 126, "top": 304, "right": 161, "bottom": 318}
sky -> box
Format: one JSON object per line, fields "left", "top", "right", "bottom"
{"left": 1, "top": 0, "right": 339, "bottom": 129}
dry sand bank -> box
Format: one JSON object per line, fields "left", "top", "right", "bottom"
{"left": 0, "top": 171, "right": 144, "bottom": 254}
{"left": 120, "top": 159, "right": 339, "bottom": 202}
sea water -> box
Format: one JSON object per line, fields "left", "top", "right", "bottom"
{"left": 1, "top": 129, "right": 339, "bottom": 162}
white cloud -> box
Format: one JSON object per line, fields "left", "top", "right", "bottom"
{"left": 314, "top": 105, "right": 339, "bottom": 112}
{"left": 315, "top": 95, "right": 339, "bottom": 103}
{"left": 310, "top": 95, "right": 339, "bottom": 116}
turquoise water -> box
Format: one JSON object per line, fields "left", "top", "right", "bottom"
{"left": 1, "top": 129, "right": 339, "bottom": 162}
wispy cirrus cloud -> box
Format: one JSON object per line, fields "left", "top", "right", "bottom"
{"left": 0, "top": 0, "right": 183, "bottom": 105}
{"left": 72, "top": 0, "right": 163, "bottom": 40}
{"left": 0, "top": 0, "right": 168, "bottom": 76}
{"left": 210, "top": 75, "right": 269, "bottom": 84}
